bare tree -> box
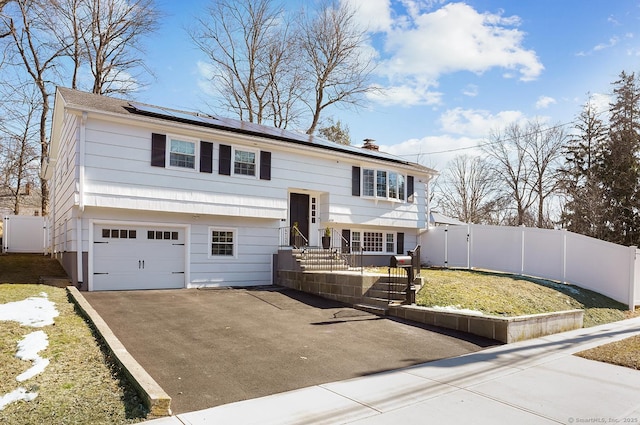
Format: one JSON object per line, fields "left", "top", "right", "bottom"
{"left": 48, "top": 0, "right": 86, "bottom": 89}
{"left": 483, "top": 123, "right": 537, "bottom": 226}
{"left": 434, "top": 154, "right": 504, "bottom": 224}
{"left": 298, "top": 0, "right": 374, "bottom": 135}
{"left": 190, "top": 0, "right": 303, "bottom": 127}
{"left": 191, "top": 0, "right": 373, "bottom": 132}
{"left": 80, "top": 0, "right": 159, "bottom": 95}
{"left": 0, "top": 0, "right": 11, "bottom": 38}
{"left": 2, "top": 0, "right": 70, "bottom": 215}
{"left": 0, "top": 83, "right": 42, "bottom": 214}
{"left": 524, "top": 121, "right": 566, "bottom": 227}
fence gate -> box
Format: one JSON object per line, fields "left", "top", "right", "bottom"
{"left": 2, "top": 215, "right": 46, "bottom": 253}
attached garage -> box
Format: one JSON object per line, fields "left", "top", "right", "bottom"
{"left": 91, "top": 223, "right": 186, "bottom": 291}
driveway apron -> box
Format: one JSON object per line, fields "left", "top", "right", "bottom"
{"left": 82, "top": 287, "right": 497, "bottom": 415}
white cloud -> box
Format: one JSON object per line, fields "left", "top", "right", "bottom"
{"left": 196, "top": 61, "right": 218, "bottom": 97}
{"left": 535, "top": 96, "right": 556, "bottom": 109}
{"left": 366, "top": 82, "right": 442, "bottom": 106}
{"left": 359, "top": 2, "right": 543, "bottom": 105}
{"left": 438, "top": 107, "right": 525, "bottom": 137}
{"left": 462, "top": 84, "right": 478, "bottom": 97}
{"left": 594, "top": 36, "right": 619, "bottom": 51}
{"left": 587, "top": 92, "right": 611, "bottom": 114}
{"left": 380, "top": 134, "right": 482, "bottom": 170}
{"left": 346, "top": 0, "right": 393, "bottom": 32}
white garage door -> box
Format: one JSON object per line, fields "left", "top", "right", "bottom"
{"left": 93, "top": 224, "right": 185, "bottom": 291}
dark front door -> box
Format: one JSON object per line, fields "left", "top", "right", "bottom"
{"left": 289, "top": 193, "right": 309, "bottom": 247}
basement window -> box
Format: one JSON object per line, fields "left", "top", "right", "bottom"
{"left": 209, "top": 227, "right": 237, "bottom": 258}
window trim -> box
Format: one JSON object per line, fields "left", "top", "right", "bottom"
{"left": 166, "top": 134, "right": 199, "bottom": 171}
{"left": 208, "top": 227, "right": 238, "bottom": 259}
{"left": 361, "top": 167, "right": 407, "bottom": 202}
{"left": 349, "top": 230, "right": 397, "bottom": 254}
{"left": 232, "top": 146, "right": 259, "bottom": 178}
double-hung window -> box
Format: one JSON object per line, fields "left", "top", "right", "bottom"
{"left": 209, "top": 228, "right": 237, "bottom": 258}
{"left": 169, "top": 138, "right": 196, "bottom": 169}
{"left": 234, "top": 148, "right": 257, "bottom": 176}
{"left": 388, "top": 172, "right": 405, "bottom": 201}
{"left": 376, "top": 171, "right": 387, "bottom": 198}
{"left": 363, "top": 169, "right": 375, "bottom": 197}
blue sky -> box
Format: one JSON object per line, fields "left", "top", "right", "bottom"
{"left": 138, "top": 0, "right": 640, "bottom": 170}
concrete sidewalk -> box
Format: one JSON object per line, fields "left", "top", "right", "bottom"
{"left": 145, "top": 316, "right": 640, "bottom": 425}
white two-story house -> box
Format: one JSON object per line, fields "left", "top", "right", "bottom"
{"left": 44, "top": 87, "right": 437, "bottom": 291}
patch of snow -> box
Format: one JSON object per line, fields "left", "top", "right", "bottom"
{"left": 15, "top": 330, "right": 50, "bottom": 382}
{"left": 0, "top": 388, "right": 38, "bottom": 410}
{"left": 431, "top": 305, "right": 486, "bottom": 316}
{"left": 0, "top": 292, "right": 58, "bottom": 410}
{"left": 0, "top": 292, "right": 59, "bottom": 327}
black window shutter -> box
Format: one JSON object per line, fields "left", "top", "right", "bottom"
{"left": 151, "top": 133, "right": 166, "bottom": 167}
{"left": 396, "top": 232, "right": 405, "bottom": 255}
{"left": 352, "top": 166, "right": 361, "bottom": 196}
{"left": 407, "top": 175, "right": 415, "bottom": 202}
{"left": 219, "top": 144, "right": 231, "bottom": 175}
{"left": 341, "top": 229, "right": 351, "bottom": 253}
{"left": 260, "top": 151, "right": 271, "bottom": 180}
{"left": 200, "top": 141, "right": 213, "bottom": 173}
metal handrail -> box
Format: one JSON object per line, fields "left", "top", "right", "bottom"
{"left": 292, "top": 226, "right": 308, "bottom": 248}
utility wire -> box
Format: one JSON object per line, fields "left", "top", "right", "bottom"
{"left": 392, "top": 108, "right": 610, "bottom": 158}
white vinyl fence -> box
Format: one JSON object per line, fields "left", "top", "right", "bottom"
{"left": 421, "top": 224, "right": 639, "bottom": 310}
{"left": 2, "top": 215, "right": 47, "bottom": 254}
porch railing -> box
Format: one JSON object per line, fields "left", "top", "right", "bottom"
{"left": 279, "top": 225, "right": 308, "bottom": 248}
{"left": 279, "top": 226, "right": 364, "bottom": 272}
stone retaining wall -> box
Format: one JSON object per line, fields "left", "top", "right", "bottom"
{"left": 388, "top": 305, "right": 584, "bottom": 343}
{"left": 278, "top": 270, "right": 585, "bottom": 344}
{"left": 278, "top": 270, "right": 381, "bottom": 305}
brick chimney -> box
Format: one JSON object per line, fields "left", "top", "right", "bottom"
{"left": 362, "top": 138, "right": 379, "bottom": 151}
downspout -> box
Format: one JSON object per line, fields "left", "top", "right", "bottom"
{"left": 76, "top": 112, "right": 87, "bottom": 287}
{"left": 49, "top": 157, "right": 56, "bottom": 258}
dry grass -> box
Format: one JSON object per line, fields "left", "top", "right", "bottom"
{"left": 576, "top": 335, "right": 640, "bottom": 370}
{"left": 416, "top": 269, "right": 638, "bottom": 327}
{"left": 415, "top": 268, "right": 640, "bottom": 371}
{"left": 0, "top": 255, "right": 147, "bottom": 425}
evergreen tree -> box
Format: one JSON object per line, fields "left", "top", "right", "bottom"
{"left": 560, "top": 96, "right": 608, "bottom": 238}
{"left": 599, "top": 71, "right": 640, "bottom": 245}
{"left": 317, "top": 118, "right": 351, "bottom": 145}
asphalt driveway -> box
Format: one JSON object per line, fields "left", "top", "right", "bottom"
{"left": 82, "top": 287, "right": 498, "bottom": 415}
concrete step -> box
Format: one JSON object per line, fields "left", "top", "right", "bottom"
{"left": 300, "top": 264, "right": 349, "bottom": 271}
{"left": 359, "top": 296, "right": 394, "bottom": 308}
{"left": 369, "top": 282, "right": 408, "bottom": 291}
{"left": 353, "top": 303, "right": 388, "bottom": 316}
{"left": 366, "top": 288, "right": 406, "bottom": 300}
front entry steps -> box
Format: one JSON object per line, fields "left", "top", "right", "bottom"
{"left": 292, "top": 248, "right": 350, "bottom": 271}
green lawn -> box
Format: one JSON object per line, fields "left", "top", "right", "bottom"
{"left": 0, "top": 255, "right": 147, "bottom": 425}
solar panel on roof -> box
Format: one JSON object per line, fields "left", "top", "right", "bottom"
{"left": 128, "top": 101, "right": 411, "bottom": 165}
{"left": 129, "top": 102, "right": 211, "bottom": 126}
{"left": 129, "top": 102, "right": 172, "bottom": 117}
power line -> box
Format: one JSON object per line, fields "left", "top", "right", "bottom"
{"left": 392, "top": 110, "right": 609, "bottom": 158}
